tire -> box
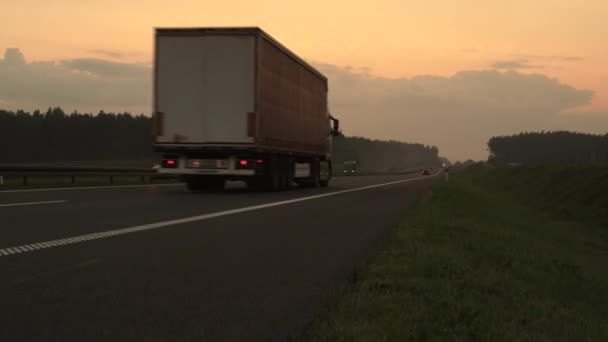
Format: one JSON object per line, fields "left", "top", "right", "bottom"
{"left": 279, "top": 161, "right": 289, "bottom": 190}
{"left": 264, "top": 155, "right": 280, "bottom": 192}
{"left": 320, "top": 161, "right": 331, "bottom": 187}
{"left": 207, "top": 178, "right": 225, "bottom": 192}
{"left": 185, "top": 176, "right": 224, "bottom": 192}
{"left": 311, "top": 157, "right": 321, "bottom": 188}
{"left": 285, "top": 158, "right": 295, "bottom": 190}
{"left": 186, "top": 180, "right": 204, "bottom": 192}
{"left": 246, "top": 177, "right": 264, "bottom": 191}
{"left": 279, "top": 156, "right": 294, "bottom": 190}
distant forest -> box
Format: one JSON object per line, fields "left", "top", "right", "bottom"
{"left": 488, "top": 131, "right": 608, "bottom": 165}
{"left": 0, "top": 108, "right": 441, "bottom": 170}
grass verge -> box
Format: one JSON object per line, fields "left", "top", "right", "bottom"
{"left": 303, "top": 165, "right": 608, "bottom": 341}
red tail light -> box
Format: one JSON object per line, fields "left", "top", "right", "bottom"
{"left": 239, "top": 160, "right": 248, "bottom": 166}
{"left": 167, "top": 160, "right": 176, "bottom": 165}
{"left": 257, "top": 159, "right": 263, "bottom": 163}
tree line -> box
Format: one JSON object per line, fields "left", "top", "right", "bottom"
{"left": 488, "top": 131, "right": 608, "bottom": 165}
{"left": 0, "top": 108, "right": 441, "bottom": 169}
{"left": 332, "top": 136, "right": 441, "bottom": 172}
{"left": 0, "top": 108, "right": 154, "bottom": 163}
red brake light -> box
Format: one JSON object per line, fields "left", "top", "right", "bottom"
{"left": 257, "top": 159, "right": 263, "bottom": 163}
{"left": 239, "top": 160, "right": 248, "bottom": 166}
{"left": 167, "top": 160, "right": 176, "bottom": 165}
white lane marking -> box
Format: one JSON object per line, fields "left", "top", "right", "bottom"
{"left": 0, "top": 183, "right": 182, "bottom": 193}
{"left": 0, "top": 200, "right": 67, "bottom": 208}
{"left": 0, "top": 174, "right": 439, "bottom": 258}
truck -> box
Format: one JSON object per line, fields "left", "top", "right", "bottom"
{"left": 343, "top": 160, "right": 358, "bottom": 175}
{"left": 152, "top": 27, "right": 341, "bottom": 191}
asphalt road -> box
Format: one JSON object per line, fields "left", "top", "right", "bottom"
{"left": 0, "top": 174, "right": 437, "bottom": 341}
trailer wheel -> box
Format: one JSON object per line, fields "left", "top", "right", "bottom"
{"left": 185, "top": 176, "right": 206, "bottom": 192}
{"left": 185, "top": 176, "right": 224, "bottom": 192}
{"left": 285, "top": 157, "right": 295, "bottom": 190}
{"left": 206, "top": 178, "right": 225, "bottom": 192}
{"left": 278, "top": 156, "right": 293, "bottom": 190}
{"left": 246, "top": 177, "right": 264, "bottom": 191}
{"left": 312, "top": 157, "right": 321, "bottom": 188}
{"left": 186, "top": 180, "right": 204, "bottom": 192}
{"left": 264, "top": 155, "right": 281, "bottom": 192}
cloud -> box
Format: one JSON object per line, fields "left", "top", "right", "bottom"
{"left": 492, "top": 59, "right": 543, "bottom": 70}
{"left": 88, "top": 49, "right": 125, "bottom": 59}
{"left": 315, "top": 62, "right": 594, "bottom": 161}
{"left": 0, "top": 48, "right": 151, "bottom": 114}
{"left": 512, "top": 54, "right": 584, "bottom": 62}
{"left": 61, "top": 58, "right": 149, "bottom": 78}
{"left": 560, "top": 56, "right": 584, "bottom": 62}
{"left": 0, "top": 48, "right": 599, "bottom": 161}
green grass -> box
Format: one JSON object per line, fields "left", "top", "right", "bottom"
{"left": 302, "top": 164, "right": 608, "bottom": 341}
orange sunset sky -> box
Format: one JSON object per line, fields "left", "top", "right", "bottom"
{"left": 1, "top": 0, "right": 606, "bottom": 160}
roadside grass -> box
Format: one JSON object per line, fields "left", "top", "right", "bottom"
{"left": 302, "top": 164, "right": 608, "bottom": 341}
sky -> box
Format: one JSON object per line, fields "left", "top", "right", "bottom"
{"left": 1, "top": 0, "right": 607, "bottom": 161}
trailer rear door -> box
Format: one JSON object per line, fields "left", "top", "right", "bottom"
{"left": 155, "top": 35, "right": 255, "bottom": 144}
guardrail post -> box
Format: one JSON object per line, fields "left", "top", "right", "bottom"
{"left": 109, "top": 176, "right": 114, "bottom": 184}
{"left": 23, "top": 176, "right": 28, "bottom": 186}
{"left": 71, "top": 175, "right": 76, "bottom": 184}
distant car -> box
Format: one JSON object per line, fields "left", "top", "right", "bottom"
{"left": 422, "top": 168, "right": 432, "bottom": 176}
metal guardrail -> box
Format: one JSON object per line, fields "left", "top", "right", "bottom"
{"left": 0, "top": 165, "right": 161, "bottom": 186}
{"left": 0, "top": 165, "right": 430, "bottom": 187}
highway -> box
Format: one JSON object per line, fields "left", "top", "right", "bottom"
{"left": 0, "top": 174, "right": 436, "bottom": 341}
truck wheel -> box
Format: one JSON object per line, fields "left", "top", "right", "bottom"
{"left": 285, "top": 158, "right": 295, "bottom": 190}
{"left": 264, "top": 155, "right": 280, "bottom": 192}
{"left": 207, "top": 178, "right": 225, "bottom": 192}
{"left": 185, "top": 176, "right": 204, "bottom": 192}
{"left": 320, "top": 161, "right": 331, "bottom": 187}
{"left": 246, "top": 177, "right": 264, "bottom": 191}
{"left": 278, "top": 156, "right": 293, "bottom": 190}
{"left": 186, "top": 176, "right": 224, "bottom": 192}
{"left": 312, "top": 157, "right": 321, "bottom": 187}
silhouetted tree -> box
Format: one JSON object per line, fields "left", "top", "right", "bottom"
{"left": 488, "top": 131, "right": 608, "bottom": 165}
{"left": 0, "top": 107, "right": 154, "bottom": 163}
